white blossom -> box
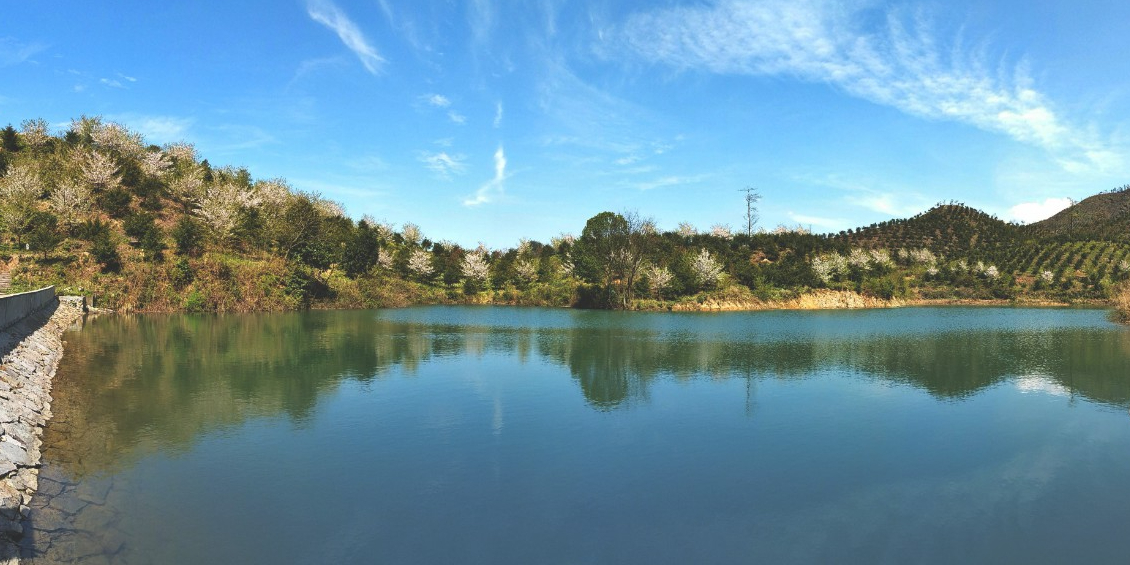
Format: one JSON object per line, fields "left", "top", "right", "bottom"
{"left": 48, "top": 181, "right": 92, "bottom": 227}
{"left": 169, "top": 167, "right": 206, "bottom": 204}
{"left": 848, "top": 248, "right": 871, "bottom": 270}
{"left": 514, "top": 257, "right": 539, "bottom": 284}
{"left": 315, "top": 198, "right": 345, "bottom": 218}
{"left": 18, "top": 118, "right": 50, "bottom": 148}
{"left": 402, "top": 223, "right": 422, "bottom": 245}
{"left": 908, "top": 248, "right": 937, "bottom": 266}
{"left": 91, "top": 121, "right": 145, "bottom": 158}
{"left": 982, "top": 265, "right": 999, "bottom": 279}
{"left": 140, "top": 150, "right": 173, "bottom": 178}
{"left": 677, "top": 222, "right": 697, "bottom": 237}
{"left": 196, "top": 182, "right": 258, "bottom": 239}
{"left": 164, "top": 143, "right": 198, "bottom": 164}
{"left": 253, "top": 179, "right": 292, "bottom": 209}
{"left": 78, "top": 150, "right": 119, "bottom": 191}
{"left": 1118, "top": 260, "right": 1130, "bottom": 273}
{"left": 407, "top": 249, "right": 434, "bottom": 278}
{"left": 691, "top": 248, "right": 723, "bottom": 287}
{"left": 812, "top": 253, "right": 848, "bottom": 284}
{"left": 709, "top": 224, "right": 733, "bottom": 239}
{"left": 377, "top": 248, "right": 395, "bottom": 269}
{"left": 645, "top": 264, "right": 673, "bottom": 297}
{"left": 550, "top": 233, "right": 575, "bottom": 248}
{"left": 0, "top": 165, "right": 41, "bottom": 237}
{"left": 869, "top": 249, "right": 894, "bottom": 270}
{"left": 461, "top": 250, "right": 491, "bottom": 284}
{"left": 559, "top": 259, "right": 575, "bottom": 277}
{"left": 1040, "top": 270, "right": 1055, "bottom": 284}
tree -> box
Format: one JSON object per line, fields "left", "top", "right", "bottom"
{"left": 645, "top": 264, "right": 673, "bottom": 299}
{"left": 407, "top": 249, "right": 434, "bottom": 281}
{"left": 741, "top": 186, "right": 761, "bottom": 236}
{"left": 342, "top": 220, "right": 380, "bottom": 277}
{"left": 19, "top": 118, "right": 51, "bottom": 149}
{"left": 1, "top": 125, "right": 18, "bottom": 153}
{"left": 571, "top": 211, "right": 656, "bottom": 307}
{"left": 0, "top": 165, "right": 42, "bottom": 245}
{"left": 25, "top": 211, "right": 61, "bottom": 260}
{"left": 691, "top": 248, "right": 723, "bottom": 290}
{"left": 48, "top": 180, "right": 92, "bottom": 229}
{"left": 172, "top": 216, "right": 205, "bottom": 256}
{"left": 78, "top": 149, "right": 120, "bottom": 192}
{"left": 461, "top": 248, "right": 491, "bottom": 291}
{"left": 573, "top": 211, "right": 630, "bottom": 305}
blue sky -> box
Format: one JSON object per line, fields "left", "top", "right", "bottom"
{"left": 4, "top": 0, "right": 1130, "bottom": 247}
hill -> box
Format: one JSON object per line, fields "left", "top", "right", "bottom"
{"left": 834, "top": 203, "right": 1021, "bottom": 260}
{"left": 1024, "top": 187, "right": 1130, "bottom": 240}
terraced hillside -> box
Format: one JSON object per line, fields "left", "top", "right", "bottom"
{"left": 1024, "top": 187, "right": 1130, "bottom": 241}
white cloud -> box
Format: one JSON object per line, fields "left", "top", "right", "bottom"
{"left": 619, "top": 0, "right": 1116, "bottom": 172}
{"left": 1007, "top": 197, "right": 1072, "bottom": 224}
{"left": 493, "top": 102, "right": 504, "bottom": 128}
{"left": 448, "top": 111, "right": 467, "bottom": 125}
{"left": 464, "top": 146, "right": 507, "bottom": 206}
{"left": 99, "top": 77, "right": 124, "bottom": 89}
{"left": 419, "top": 151, "right": 467, "bottom": 179}
{"left": 307, "top": 0, "right": 385, "bottom": 75}
{"left": 423, "top": 93, "right": 451, "bottom": 108}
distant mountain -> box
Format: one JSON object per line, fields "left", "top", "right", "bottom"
{"left": 1024, "top": 187, "right": 1130, "bottom": 241}
{"left": 835, "top": 203, "right": 1019, "bottom": 258}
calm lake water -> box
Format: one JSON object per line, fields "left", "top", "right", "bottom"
{"left": 26, "top": 306, "right": 1130, "bottom": 564}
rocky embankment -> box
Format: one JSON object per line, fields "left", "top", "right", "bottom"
{"left": 0, "top": 297, "right": 84, "bottom": 563}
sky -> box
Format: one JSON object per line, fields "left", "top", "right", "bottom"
{"left": 4, "top": 0, "right": 1130, "bottom": 248}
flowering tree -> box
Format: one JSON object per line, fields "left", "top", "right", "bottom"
{"left": 91, "top": 121, "right": 145, "bottom": 158}
{"left": 48, "top": 181, "right": 92, "bottom": 228}
{"left": 677, "top": 222, "right": 697, "bottom": 237}
{"left": 377, "top": 249, "right": 395, "bottom": 270}
{"left": 402, "top": 223, "right": 422, "bottom": 245}
{"left": 196, "top": 182, "right": 260, "bottom": 240}
{"left": 19, "top": 118, "right": 50, "bottom": 148}
{"left": 407, "top": 248, "right": 434, "bottom": 280}
{"left": 140, "top": 150, "right": 173, "bottom": 178}
{"left": 514, "top": 257, "right": 539, "bottom": 286}
{"left": 645, "top": 264, "right": 673, "bottom": 299}
{"left": 811, "top": 253, "right": 848, "bottom": 284}
{"left": 78, "top": 150, "right": 119, "bottom": 191}
{"left": 0, "top": 165, "right": 44, "bottom": 243}
{"left": 691, "top": 248, "right": 723, "bottom": 289}
{"left": 461, "top": 250, "right": 491, "bottom": 290}
{"left": 709, "top": 224, "right": 733, "bottom": 239}
{"left": 164, "top": 143, "right": 198, "bottom": 165}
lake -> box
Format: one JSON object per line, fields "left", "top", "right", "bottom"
{"left": 25, "top": 306, "right": 1130, "bottom": 564}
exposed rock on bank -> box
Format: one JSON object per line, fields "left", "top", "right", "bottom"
{"left": 0, "top": 297, "right": 84, "bottom": 563}
{"left": 669, "top": 290, "right": 902, "bottom": 312}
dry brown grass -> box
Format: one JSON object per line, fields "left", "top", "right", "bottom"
{"left": 1112, "top": 282, "right": 1130, "bottom": 324}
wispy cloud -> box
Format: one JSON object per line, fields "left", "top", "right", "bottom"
{"left": 0, "top": 38, "right": 47, "bottom": 67}
{"left": 419, "top": 151, "right": 468, "bottom": 180}
{"left": 447, "top": 111, "right": 467, "bottom": 125}
{"left": 108, "top": 114, "right": 195, "bottom": 144}
{"left": 307, "top": 0, "right": 385, "bottom": 75}
{"left": 99, "top": 77, "right": 125, "bottom": 89}
{"left": 1007, "top": 197, "right": 1072, "bottom": 224}
{"left": 628, "top": 174, "right": 708, "bottom": 191}
{"left": 493, "top": 102, "right": 504, "bottom": 128}
{"left": 422, "top": 93, "right": 451, "bottom": 108}
{"left": 464, "top": 146, "right": 507, "bottom": 206}
{"left": 619, "top": 0, "right": 1117, "bottom": 172}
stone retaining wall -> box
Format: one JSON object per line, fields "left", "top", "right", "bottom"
{"left": 0, "top": 289, "right": 57, "bottom": 333}
{"left": 0, "top": 295, "right": 85, "bottom": 563}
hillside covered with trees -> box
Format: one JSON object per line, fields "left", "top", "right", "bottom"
{"left": 2, "top": 117, "right": 1130, "bottom": 314}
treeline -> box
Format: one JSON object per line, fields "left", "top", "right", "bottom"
{"left": 1, "top": 117, "right": 1129, "bottom": 312}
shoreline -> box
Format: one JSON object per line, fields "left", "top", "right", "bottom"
{"left": 0, "top": 296, "right": 85, "bottom": 563}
